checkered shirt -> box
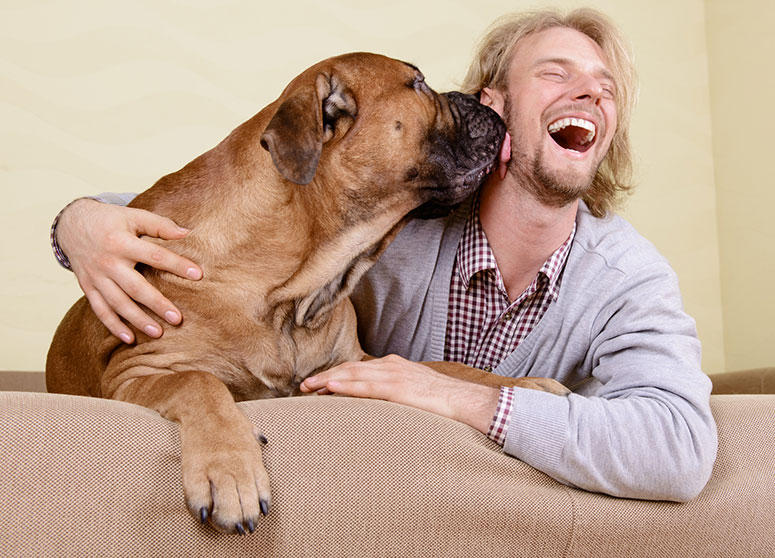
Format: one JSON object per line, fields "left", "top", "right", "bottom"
{"left": 444, "top": 195, "right": 575, "bottom": 445}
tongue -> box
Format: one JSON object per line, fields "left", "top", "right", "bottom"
{"left": 550, "top": 126, "right": 592, "bottom": 153}
{"left": 498, "top": 132, "right": 511, "bottom": 180}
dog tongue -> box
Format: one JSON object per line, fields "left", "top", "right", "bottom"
{"left": 498, "top": 132, "right": 511, "bottom": 180}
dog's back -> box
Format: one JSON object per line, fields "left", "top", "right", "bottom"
{"left": 46, "top": 297, "right": 119, "bottom": 396}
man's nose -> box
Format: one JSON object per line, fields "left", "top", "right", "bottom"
{"left": 570, "top": 74, "right": 604, "bottom": 105}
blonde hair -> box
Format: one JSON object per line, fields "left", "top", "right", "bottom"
{"left": 461, "top": 8, "right": 637, "bottom": 217}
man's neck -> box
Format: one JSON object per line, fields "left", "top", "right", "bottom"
{"left": 478, "top": 174, "right": 578, "bottom": 301}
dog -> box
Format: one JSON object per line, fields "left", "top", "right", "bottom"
{"left": 47, "top": 52, "right": 568, "bottom": 534}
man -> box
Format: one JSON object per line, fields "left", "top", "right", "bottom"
{"left": 51, "top": 9, "right": 717, "bottom": 502}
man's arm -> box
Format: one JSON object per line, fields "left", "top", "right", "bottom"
{"left": 300, "top": 355, "right": 501, "bottom": 434}
{"left": 501, "top": 263, "right": 717, "bottom": 502}
{"left": 52, "top": 195, "right": 203, "bottom": 342}
{"left": 303, "top": 258, "right": 717, "bottom": 503}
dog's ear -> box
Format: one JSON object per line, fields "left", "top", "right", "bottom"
{"left": 261, "top": 73, "right": 356, "bottom": 185}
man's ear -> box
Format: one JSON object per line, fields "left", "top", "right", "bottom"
{"left": 479, "top": 87, "right": 505, "bottom": 117}
{"left": 260, "top": 73, "right": 356, "bottom": 185}
{"left": 480, "top": 87, "right": 510, "bottom": 180}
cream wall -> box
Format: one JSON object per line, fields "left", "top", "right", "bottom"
{"left": 0, "top": 0, "right": 733, "bottom": 373}
{"left": 706, "top": 0, "right": 775, "bottom": 371}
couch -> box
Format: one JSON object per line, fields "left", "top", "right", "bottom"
{"left": 0, "top": 369, "right": 773, "bottom": 557}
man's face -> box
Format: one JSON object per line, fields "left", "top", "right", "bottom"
{"left": 485, "top": 27, "right": 618, "bottom": 205}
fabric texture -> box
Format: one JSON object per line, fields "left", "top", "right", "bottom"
{"left": 351, "top": 195, "right": 717, "bottom": 501}
{"left": 0, "top": 391, "right": 771, "bottom": 558}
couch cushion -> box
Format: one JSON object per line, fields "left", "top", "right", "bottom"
{"left": 0, "top": 392, "right": 772, "bottom": 557}
{"left": 711, "top": 367, "right": 775, "bottom": 394}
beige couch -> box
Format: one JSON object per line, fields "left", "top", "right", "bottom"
{"left": 1, "top": 369, "right": 773, "bottom": 557}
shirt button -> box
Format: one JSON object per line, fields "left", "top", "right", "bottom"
{"left": 502, "top": 312, "right": 513, "bottom": 322}
{"left": 483, "top": 365, "right": 493, "bottom": 372}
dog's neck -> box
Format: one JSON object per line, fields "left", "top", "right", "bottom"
{"left": 140, "top": 150, "right": 406, "bottom": 329}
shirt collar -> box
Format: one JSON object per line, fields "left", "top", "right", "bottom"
{"left": 456, "top": 195, "right": 497, "bottom": 290}
{"left": 455, "top": 193, "right": 576, "bottom": 301}
{"left": 541, "top": 220, "right": 575, "bottom": 301}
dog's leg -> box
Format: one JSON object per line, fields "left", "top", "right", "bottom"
{"left": 113, "top": 370, "right": 271, "bottom": 534}
{"left": 421, "top": 361, "right": 570, "bottom": 396}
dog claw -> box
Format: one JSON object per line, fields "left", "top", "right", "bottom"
{"left": 247, "top": 519, "right": 255, "bottom": 533}
{"left": 260, "top": 499, "right": 270, "bottom": 516}
{"left": 200, "top": 507, "right": 209, "bottom": 524}
{"left": 236, "top": 523, "right": 246, "bottom": 535}
{"left": 258, "top": 434, "right": 268, "bottom": 445}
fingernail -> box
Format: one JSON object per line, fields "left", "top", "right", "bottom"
{"left": 177, "top": 226, "right": 190, "bottom": 234}
{"left": 186, "top": 267, "right": 202, "bottom": 280}
{"left": 165, "top": 310, "right": 180, "bottom": 324}
{"left": 144, "top": 324, "right": 161, "bottom": 337}
{"left": 119, "top": 332, "right": 132, "bottom": 344}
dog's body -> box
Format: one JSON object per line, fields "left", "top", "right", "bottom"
{"left": 47, "top": 53, "right": 566, "bottom": 534}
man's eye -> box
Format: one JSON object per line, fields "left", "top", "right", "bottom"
{"left": 542, "top": 71, "right": 566, "bottom": 80}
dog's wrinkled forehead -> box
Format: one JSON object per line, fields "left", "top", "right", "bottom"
{"left": 324, "top": 54, "right": 424, "bottom": 96}
{"left": 261, "top": 53, "right": 441, "bottom": 185}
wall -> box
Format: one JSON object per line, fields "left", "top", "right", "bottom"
{"left": 705, "top": 0, "right": 775, "bottom": 371}
{"left": 0, "top": 0, "right": 729, "bottom": 373}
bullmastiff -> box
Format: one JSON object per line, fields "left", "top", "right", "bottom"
{"left": 47, "top": 52, "right": 567, "bottom": 534}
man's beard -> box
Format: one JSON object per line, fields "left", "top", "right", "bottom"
{"left": 503, "top": 97, "right": 600, "bottom": 208}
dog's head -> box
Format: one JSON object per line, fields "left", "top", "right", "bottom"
{"left": 259, "top": 52, "right": 506, "bottom": 221}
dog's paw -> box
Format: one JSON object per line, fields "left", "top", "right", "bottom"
{"left": 180, "top": 415, "right": 271, "bottom": 534}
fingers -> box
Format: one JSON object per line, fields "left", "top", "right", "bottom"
{"left": 131, "top": 209, "right": 191, "bottom": 241}
{"left": 136, "top": 242, "right": 203, "bottom": 282}
{"left": 302, "top": 356, "right": 501, "bottom": 433}
{"left": 81, "top": 272, "right": 166, "bottom": 342}
{"left": 95, "top": 230, "right": 199, "bottom": 334}
{"left": 318, "top": 379, "right": 379, "bottom": 400}
{"left": 300, "top": 357, "right": 411, "bottom": 398}
{"left": 74, "top": 241, "right": 185, "bottom": 341}
{"left": 299, "top": 361, "right": 363, "bottom": 393}
{"left": 57, "top": 200, "right": 204, "bottom": 343}
{"left": 83, "top": 287, "right": 136, "bottom": 344}
{"left": 125, "top": 208, "right": 203, "bottom": 281}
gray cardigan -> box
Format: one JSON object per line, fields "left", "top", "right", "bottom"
{"left": 351, "top": 196, "right": 718, "bottom": 502}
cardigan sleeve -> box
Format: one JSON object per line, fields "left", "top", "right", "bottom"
{"left": 502, "top": 261, "right": 717, "bottom": 502}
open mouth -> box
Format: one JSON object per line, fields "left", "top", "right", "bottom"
{"left": 548, "top": 117, "right": 596, "bottom": 154}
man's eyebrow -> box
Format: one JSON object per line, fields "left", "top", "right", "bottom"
{"left": 533, "top": 57, "right": 615, "bottom": 82}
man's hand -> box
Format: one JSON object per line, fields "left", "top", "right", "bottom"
{"left": 300, "top": 354, "right": 500, "bottom": 434}
{"left": 56, "top": 198, "right": 203, "bottom": 343}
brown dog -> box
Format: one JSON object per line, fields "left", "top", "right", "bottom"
{"left": 47, "top": 52, "right": 567, "bottom": 534}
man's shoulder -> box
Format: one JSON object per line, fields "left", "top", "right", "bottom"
{"left": 573, "top": 203, "right": 668, "bottom": 275}
{"left": 378, "top": 203, "right": 469, "bottom": 267}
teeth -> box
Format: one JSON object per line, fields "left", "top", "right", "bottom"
{"left": 548, "top": 117, "right": 596, "bottom": 144}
